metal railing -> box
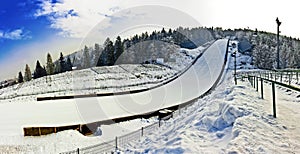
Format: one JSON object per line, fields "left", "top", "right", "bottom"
{"left": 238, "top": 70, "right": 300, "bottom": 118}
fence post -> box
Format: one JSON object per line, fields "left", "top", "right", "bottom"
{"left": 248, "top": 76, "right": 250, "bottom": 84}
{"left": 297, "top": 72, "right": 299, "bottom": 83}
{"left": 252, "top": 76, "right": 254, "bottom": 87}
{"left": 159, "top": 119, "right": 161, "bottom": 127}
{"left": 254, "top": 76, "right": 256, "bottom": 89}
{"left": 280, "top": 72, "right": 282, "bottom": 83}
{"left": 289, "top": 74, "right": 291, "bottom": 85}
{"left": 272, "top": 82, "right": 276, "bottom": 118}
{"left": 265, "top": 72, "right": 267, "bottom": 79}
{"left": 261, "top": 78, "right": 264, "bottom": 99}
{"left": 256, "top": 77, "right": 258, "bottom": 91}
{"left": 141, "top": 127, "right": 144, "bottom": 136}
{"left": 115, "top": 136, "right": 118, "bottom": 151}
{"left": 77, "top": 148, "right": 80, "bottom": 154}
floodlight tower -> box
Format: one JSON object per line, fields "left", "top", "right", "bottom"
{"left": 276, "top": 17, "right": 281, "bottom": 69}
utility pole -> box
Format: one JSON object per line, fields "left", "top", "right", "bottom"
{"left": 232, "top": 42, "right": 237, "bottom": 85}
{"left": 234, "top": 50, "right": 237, "bottom": 85}
{"left": 276, "top": 17, "right": 281, "bottom": 69}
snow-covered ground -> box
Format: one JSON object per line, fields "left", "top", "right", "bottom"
{"left": 123, "top": 73, "right": 300, "bottom": 153}
{"left": 2, "top": 39, "right": 299, "bottom": 154}
{"left": 3, "top": 71, "right": 299, "bottom": 153}
{"left": 0, "top": 117, "right": 157, "bottom": 153}
{"left": 0, "top": 65, "right": 177, "bottom": 103}
{"left": 0, "top": 40, "right": 215, "bottom": 153}
{"left": 0, "top": 39, "right": 226, "bottom": 137}
{"left": 0, "top": 44, "right": 206, "bottom": 103}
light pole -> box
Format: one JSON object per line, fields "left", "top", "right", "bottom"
{"left": 276, "top": 17, "right": 281, "bottom": 69}
{"left": 232, "top": 43, "right": 237, "bottom": 85}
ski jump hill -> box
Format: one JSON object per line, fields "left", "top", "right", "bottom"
{"left": 0, "top": 39, "right": 229, "bottom": 136}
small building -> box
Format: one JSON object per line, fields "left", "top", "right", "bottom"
{"left": 156, "top": 58, "right": 164, "bottom": 64}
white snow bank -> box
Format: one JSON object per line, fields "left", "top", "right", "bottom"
{"left": 0, "top": 118, "right": 157, "bottom": 153}
{"left": 123, "top": 73, "right": 300, "bottom": 153}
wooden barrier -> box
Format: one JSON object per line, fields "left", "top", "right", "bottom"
{"left": 24, "top": 125, "right": 80, "bottom": 136}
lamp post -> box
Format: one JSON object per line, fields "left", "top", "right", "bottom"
{"left": 276, "top": 17, "right": 281, "bottom": 69}
{"left": 232, "top": 43, "right": 237, "bottom": 85}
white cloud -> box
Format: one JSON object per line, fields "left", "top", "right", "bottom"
{"left": 0, "top": 29, "right": 31, "bottom": 40}
{"left": 34, "top": 0, "right": 300, "bottom": 39}
{"left": 34, "top": 0, "right": 203, "bottom": 40}
{"left": 35, "top": 0, "right": 123, "bottom": 38}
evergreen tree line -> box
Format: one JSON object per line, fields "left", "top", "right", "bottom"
{"left": 16, "top": 27, "right": 216, "bottom": 83}
{"left": 12, "top": 26, "right": 300, "bottom": 85}
{"left": 96, "top": 27, "right": 214, "bottom": 67}
{"left": 18, "top": 52, "right": 73, "bottom": 83}
{"left": 210, "top": 27, "right": 300, "bottom": 69}
{"left": 121, "top": 27, "right": 212, "bottom": 50}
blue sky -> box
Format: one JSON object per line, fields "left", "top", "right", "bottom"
{"left": 0, "top": 0, "right": 81, "bottom": 80}
{"left": 0, "top": 0, "right": 41, "bottom": 59}
{"left": 1, "top": 0, "right": 300, "bottom": 80}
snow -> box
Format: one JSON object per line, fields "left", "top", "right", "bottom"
{"left": 123, "top": 73, "right": 300, "bottom": 154}
{"left": 0, "top": 118, "right": 157, "bottom": 153}
{"left": 0, "top": 38, "right": 300, "bottom": 154}
{"left": 0, "top": 39, "right": 216, "bottom": 152}
{"left": 0, "top": 64, "right": 177, "bottom": 102}
{"left": 0, "top": 43, "right": 209, "bottom": 103}
{"left": 228, "top": 40, "right": 255, "bottom": 70}
{"left": 0, "top": 39, "right": 227, "bottom": 136}
{"left": 2, "top": 38, "right": 299, "bottom": 153}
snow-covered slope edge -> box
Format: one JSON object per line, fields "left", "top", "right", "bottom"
{"left": 124, "top": 74, "right": 300, "bottom": 153}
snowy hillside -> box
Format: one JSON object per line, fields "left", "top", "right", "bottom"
{"left": 0, "top": 38, "right": 226, "bottom": 153}
{"left": 123, "top": 73, "right": 300, "bottom": 153}
{"left": 1, "top": 39, "right": 298, "bottom": 154}
{"left": 0, "top": 44, "right": 207, "bottom": 104}
{"left": 3, "top": 65, "right": 300, "bottom": 153}
{"left": 228, "top": 40, "right": 254, "bottom": 70}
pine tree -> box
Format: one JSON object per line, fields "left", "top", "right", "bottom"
{"left": 66, "top": 56, "right": 73, "bottom": 71}
{"left": 97, "top": 52, "right": 106, "bottom": 66}
{"left": 24, "top": 64, "right": 32, "bottom": 81}
{"left": 34, "top": 60, "right": 46, "bottom": 79}
{"left": 114, "top": 36, "right": 123, "bottom": 62}
{"left": 161, "top": 28, "right": 166, "bottom": 37}
{"left": 59, "top": 52, "right": 66, "bottom": 73}
{"left": 42, "top": 66, "right": 47, "bottom": 76}
{"left": 97, "top": 38, "right": 114, "bottom": 66}
{"left": 54, "top": 63, "right": 60, "bottom": 74}
{"left": 46, "top": 53, "right": 55, "bottom": 75}
{"left": 168, "top": 28, "right": 172, "bottom": 36}
{"left": 18, "top": 71, "right": 24, "bottom": 83}
{"left": 94, "top": 43, "right": 101, "bottom": 66}
{"left": 83, "top": 46, "right": 90, "bottom": 68}
{"left": 106, "top": 38, "right": 114, "bottom": 66}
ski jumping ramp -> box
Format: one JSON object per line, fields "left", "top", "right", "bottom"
{"left": 0, "top": 39, "right": 229, "bottom": 135}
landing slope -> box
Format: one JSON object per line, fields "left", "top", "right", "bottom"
{"left": 0, "top": 39, "right": 228, "bottom": 135}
